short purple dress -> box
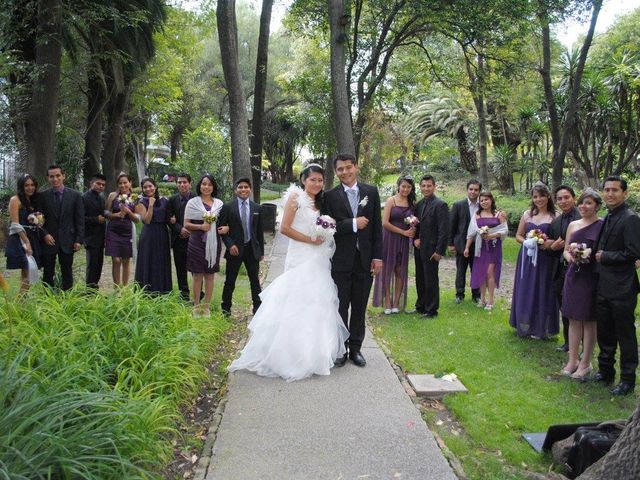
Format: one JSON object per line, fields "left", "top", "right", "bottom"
{"left": 561, "top": 219, "right": 603, "bottom": 322}
{"left": 186, "top": 202, "right": 222, "bottom": 274}
{"left": 509, "top": 221, "right": 559, "bottom": 338}
{"left": 373, "top": 204, "right": 413, "bottom": 309}
{"left": 105, "top": 198, "right": 134, "bottom": 258}
{"left": 470, "top": 216, "right": 503, "bottom": 289}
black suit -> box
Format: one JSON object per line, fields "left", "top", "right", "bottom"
{"left": 594, "top": 202, "right": 640, "bottom": 385}
{"left": 414, "top": 195, "right": 449, "bottom": 315}
{"left": 167, "top": 192, "right": 196, "bottom": 300}
{"left": 323, "top": 183, "right": 383, "bottom": 353}
{"left": 219, "top": 197, "right": 264, "bottom": 314}
{"left": 83, "top": 189, "right": 106, "bottom": 289}
{"left": 40, "top": 187, "right": 85, "bottom": 290}
{"left": 449, "top": 199, "right": 480, "bottom": 301}
{"left": 548, "top": 207, "right": 580, "bottom": 345}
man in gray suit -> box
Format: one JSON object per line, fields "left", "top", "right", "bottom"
{"left": 41, "top": 165, "right": 84, "bottom": 290}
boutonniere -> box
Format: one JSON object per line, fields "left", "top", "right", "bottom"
{"left": 359, "top": 196, "right": 368, "bottom": 208}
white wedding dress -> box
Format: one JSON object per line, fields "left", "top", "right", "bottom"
{"left": 228, "top": 186, "right": 349, "bottom": 382}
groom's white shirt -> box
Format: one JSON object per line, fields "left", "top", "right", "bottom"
{"left": 342, "top": 182, "right": 359, "bottom": 233}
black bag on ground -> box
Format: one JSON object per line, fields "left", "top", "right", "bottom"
{"left": 564, "top": 421, "right": 626, "bottom": 479}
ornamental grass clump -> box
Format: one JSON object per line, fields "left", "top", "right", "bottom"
{"left": 0, "top": 286, "right": 230, "bottom": 478}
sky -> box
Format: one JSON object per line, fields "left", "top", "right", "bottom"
{"left": 554, "top": 0, "right": 640, "bottom": 48}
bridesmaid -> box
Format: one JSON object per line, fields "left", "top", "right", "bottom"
{"left": 134, "top": 178, "right": 172, "bottom": 294}
{"left": 560, "top": 189, "right": 603, "bottom": 379}
{"left": 509, "top": 183, "right": 559, "bottom": 338}
{"left": 5, "top": 174, "right": 42, "bottom": 294}
{"left": 105, "top": 173, "right": 139, "bottom": 286}
{"left": 373, "top": 176, "right": 416, "bottom": 314}
{"left": 463, "top": 191, "right": 508, "bottom": 311}
{"left": 184, "top": 175, "right": 226, "bottom": 316}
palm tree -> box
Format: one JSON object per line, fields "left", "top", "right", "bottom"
{"left": 404, "top": 97, "right": 479, "bottom": 175}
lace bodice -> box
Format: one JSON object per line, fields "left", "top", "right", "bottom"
{"left": 282, "top": 185, "right": 334, "bottom": 271}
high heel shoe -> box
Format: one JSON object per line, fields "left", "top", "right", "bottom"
{"left": 570, "top": 365, "right": 593, "bottom": 381}
{"left": 560, "top": 365, "right": 579, "bottom": 376}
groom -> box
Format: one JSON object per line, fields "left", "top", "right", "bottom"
{"left": 324, "top": 153, "right": 383, "bottom": 367}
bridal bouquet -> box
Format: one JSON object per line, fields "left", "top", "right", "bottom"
{"left": 202, "top": 212, "right": 217, "bottom": 224}
{"left": 314, "top": 215, "right": 336, "bottom": 241}
{"left": 526, "top": 229, "right": 548, "bottom": 244}
{"left": 117, "top": 193, "right": 139, "bottom": 207}
{"left": 478, "top": 225, "right": 490, "bottom": 236}
{"left": 27, "top": 211, "right": 45, "bottom": 227}
{"left": 404, "top": 215, "right": 419, "bottom": 228}
{"left": 568, "top": 242, "right": 592, "bottom": 265}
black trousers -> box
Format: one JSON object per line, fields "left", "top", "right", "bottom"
{"left": 415, "top": 249, "right": 440, "bottom": 315}
{"left": 85, "top": 246, "right": 104, "bottom": 289}
{"left": 173, "top": 238, "right": 189, "bottom": 300}
{"left": 332, "top": 251, "right": 372, "bottom": 353}
{"left": 596, "top": 293, "right": 638, "bottom": 384}
{"left": 221, "top": 244, "right": 262, "bottom": 314}
{"left": 42, "top": 250, "right": 74, "bottom": 291}
{"left": 455, "top": 252, "right": 480, "bottom": 300}
{"left": 554, "top": 265, "right": 570, "bottom": 345}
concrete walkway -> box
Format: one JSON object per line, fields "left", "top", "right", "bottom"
{"left": 200, "top": 211, "right": 458, "bottom": 480}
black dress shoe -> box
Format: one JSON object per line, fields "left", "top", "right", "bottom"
{"left": 610, "top": 382, "right": 635, "bottom": 396}
{"left": 349, "top": 351, "right": 366, "bottom": 367}
{"left": 455, "top": 297, "right": 463, "bottom": 304}
{"left": 592, "top": 371, "right": 614, "bottom": 385}
{"left": 334, "top": 353, "right": 348, "bottom": 368}
{"left": 423, "top": 312, "right": 438, "bottom": 319}
{"left": 555, "top": 344, "right": 569, "bottom": 352}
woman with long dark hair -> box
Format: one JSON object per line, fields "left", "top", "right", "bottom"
{"left": 184, "top": 174, "right": 225, "bottom": 316}
{"left": 134, "top": 177, "right": 172, "bottom": 293}
{"left": 509, "top": 182, "right": 559, "bottom": 338}
{"left": 373, "top": 175, "right": 416, "bottom": 313}
{"left": 228, "top": 163, "right": 349, "bottom": 381}
{"left": 5, "top": 174, "right": 43, "bottom": 293}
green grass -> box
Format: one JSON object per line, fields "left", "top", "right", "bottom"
{"left": 0, "top": 286, "right": 231, "bottom": 478}
{"left": 370, "top": 288, "right": 639, "bottom": 479}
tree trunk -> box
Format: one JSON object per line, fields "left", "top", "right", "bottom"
{"left": 217, "top": 0, "right": 252, "bottom": 184}
{"left": 82, "top": 71, "right": 106, "bottom": 187}
{"left": 23, "top": 0, "right": 63, "bottom": 180}
{"left": 328, "top": 0, "right": 355, "bottom": 157}
{"left": 456, "top": 127, "right": 479, "bottom": 175}
{"left": 102, "top": 86, "right": 131, "bottom": 191}
{"left": 249, "top": 0, "right": 273, "bottom": 202}
{"left": 323, "top": 154, "right": 335, "bottom": 188}
{"left": 577, "top": 402, "right": 640, "bottom": 479}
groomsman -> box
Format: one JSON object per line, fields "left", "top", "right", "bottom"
{"left": 593, "top": 176, "right": 640, "bottom": 396}
{"left": 83, "top": 173, "right": 107, "bottom": 289}
{"left": 548, "top": 185, "right": 580, "bottom": 352}
{"left": 41, "top": 164, "right": 85, "bottom": 291}
{"left": 413, "top": 175, "right": 449, "bottom": 318}
{"left": 219, "top": 178, "right": 264, "bottom": 316}
{"left": 448, "top": 179, "right": 481, "bottom": 304}
{"left": 168, "top": 173, "right": 196, "bottom": 301}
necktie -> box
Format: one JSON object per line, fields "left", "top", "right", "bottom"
{"left": 241, "top": 200, "right": 250, "bottom": 243}
{"left": 55, "top": 191, "right": 62, "bottom": 203}
{"left": 347, "top": 188, "right": 358, "bottom": 217}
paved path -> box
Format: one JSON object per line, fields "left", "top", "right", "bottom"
{"left": 201, "top": 204, "right": 457, "bottom": 480}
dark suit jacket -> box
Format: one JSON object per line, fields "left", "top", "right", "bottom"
{"left": 41, "top": 187, "right": 85, "bottom": 254}
{"left": 323, "top": 182, "right": 383, "bottom": 273}
{"left": 548, "top": 207, "right": 580, "bottom": 282}
{"left": 449, "top": 198, "right": 474, "bottom": 253}
{"left": 82, "top": 189, "right": 106, "bottom": 249}
{"left": 167, "top": 192, "right": 196, "bottom": 245}
{"left": 596, "top": 202, "right": 640, "bottom": 300}
{"left": 218, "top": 198, "right": 264, "bottom": 260}
{"left": 415, "top": 195, "right": 449, "bottom": 258}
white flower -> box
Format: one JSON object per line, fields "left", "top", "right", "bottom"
{"left": 359, "top": 196, "right": 369, "bottom": 208}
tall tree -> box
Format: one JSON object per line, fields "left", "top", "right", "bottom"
{"left": 217, "top": 0, "right": 252, "bottom": 183}
{"left": 250, "top": 0, "right": 273, "bottom": 201}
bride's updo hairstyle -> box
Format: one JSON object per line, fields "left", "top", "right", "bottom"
{"left": 300, "top": 163, "right": 325, "bottom": 210}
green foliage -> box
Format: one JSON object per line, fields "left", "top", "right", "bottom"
{"left": 173, "top": 119, "right": 233, "bottom": 200}
{"left": 0, "top": 287, "right": 230, "bottom": 478}
{"left": 626, "top": 177, "right": 640, "bottom": 212}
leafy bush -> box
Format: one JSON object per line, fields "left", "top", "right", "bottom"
{"left": 0, "top": 287, "right": 230, "bottom": 478}
{"left": 626, "top": 178, "right": 640, "bottom": 212}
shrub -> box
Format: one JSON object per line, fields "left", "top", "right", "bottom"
{"left": 0, "top": 287, "right": 230, "bottom": 478}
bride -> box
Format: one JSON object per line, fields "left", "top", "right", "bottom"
{"left": 228, "top": 164, "right": 349, "bottom": 382}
